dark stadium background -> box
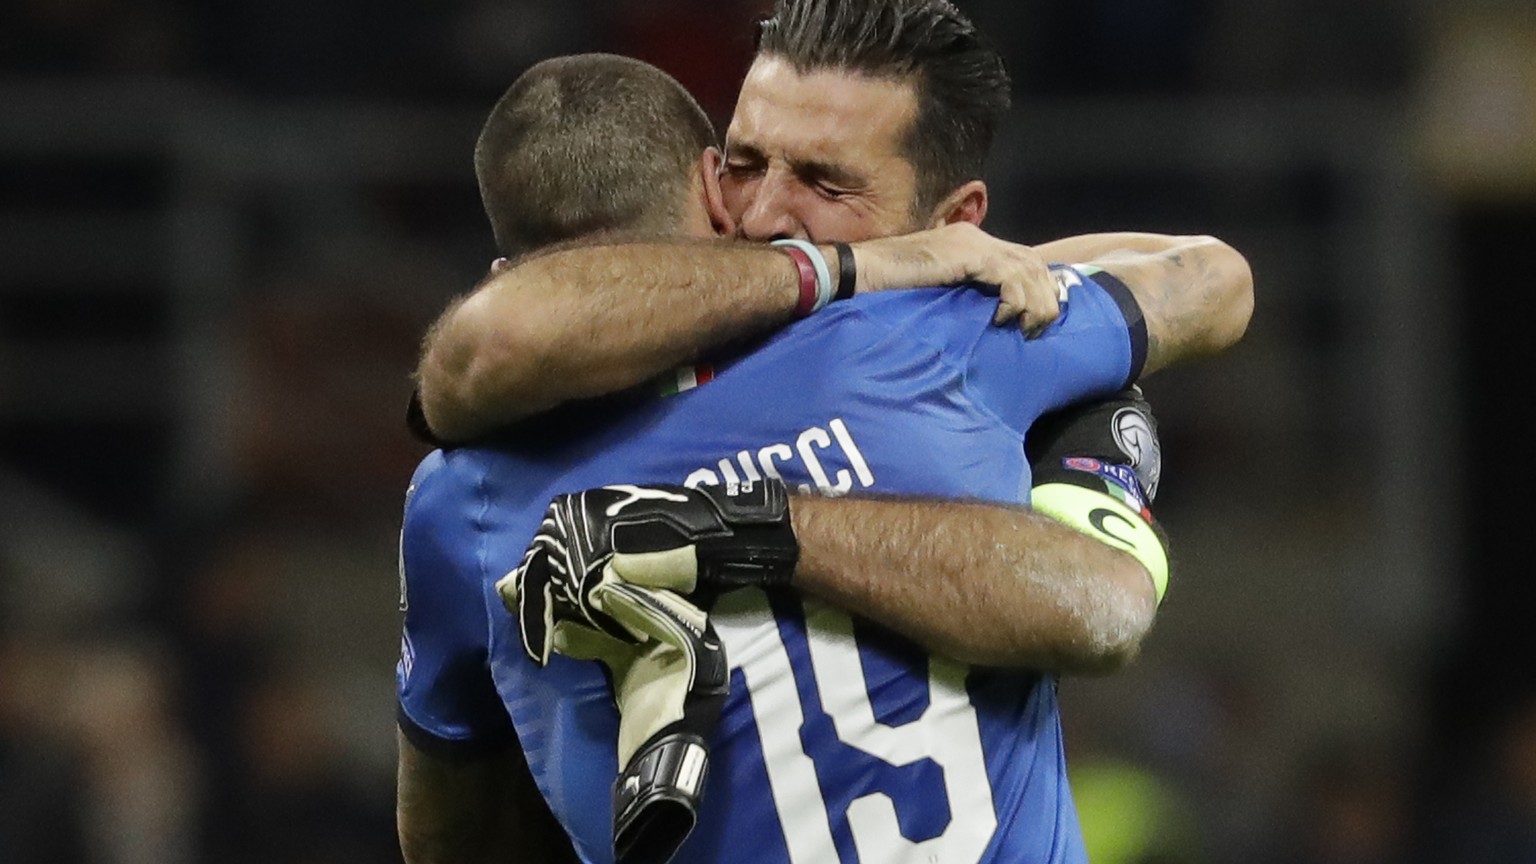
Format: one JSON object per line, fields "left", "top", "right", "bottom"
{"left": 2, "top": 1, "right": 1532, "bottom": 861}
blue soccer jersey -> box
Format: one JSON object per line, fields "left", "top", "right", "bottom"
{"left": 397, "top": 267, "right": 1145, "bottom": 864}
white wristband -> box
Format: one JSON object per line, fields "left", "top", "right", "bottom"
{"left": 771, "top": 239, "right": 833, "bottom": 312}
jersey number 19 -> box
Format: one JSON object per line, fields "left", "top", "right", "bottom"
{"left": 716, "top": 595, "right": 998, "bottom": 864}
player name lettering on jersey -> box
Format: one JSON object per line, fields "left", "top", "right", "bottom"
{"left": 682, "top": 418, "right": 875, "bottom": 496}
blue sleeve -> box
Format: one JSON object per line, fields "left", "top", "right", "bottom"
{"left": 964, "top": 265, "right": 1147, "bottom": 437}
{"left": 395, "top": 452, "right": 516, "bottom": 756}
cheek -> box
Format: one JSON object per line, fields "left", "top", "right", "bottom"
{"left": 802, "top": 205, "right": 882, "bottom": 244}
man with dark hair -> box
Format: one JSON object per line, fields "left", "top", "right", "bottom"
{"left": 748, "top": 0, "right": 1010, "bottom": 225}
{"left": 397, "top": 43, "right": 1249, "bottom": 864}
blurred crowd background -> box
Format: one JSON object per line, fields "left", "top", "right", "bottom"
{"left": 2, "top": 0, "right": 1534, "bottom": 862}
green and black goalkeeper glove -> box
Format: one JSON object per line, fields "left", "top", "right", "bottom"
{"left": 496, "top": 478, "right": 798, "bottom": 864}
{"left": 505, "top": 479, "right": 800, "bottom": 661}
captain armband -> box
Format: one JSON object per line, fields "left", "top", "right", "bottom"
{"left": 1031, "top": 482, "right": 1169, "bottom": 605}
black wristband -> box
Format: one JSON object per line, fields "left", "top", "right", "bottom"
{"left": 832, "top": 242, "right": 856, "bottom": 301}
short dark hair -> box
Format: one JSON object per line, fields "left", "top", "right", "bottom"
{"left": 474, "top": 54, "right": 718, "bottom": 257}
{"left": 756, "top": 0, "right": 1010, "bottom": 217}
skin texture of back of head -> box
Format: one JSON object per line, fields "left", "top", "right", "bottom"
{"left": 474, "top": 53, "right": 718, "bottom": 258}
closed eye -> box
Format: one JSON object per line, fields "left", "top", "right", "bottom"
{"left": 724, "top": 158, "right": 761, "bottom": 175}
{"left": 795, "top": 160, "right": 863, "bottom": 200}
{"left": 814, "top": 181, "right": 852, "bottom": 199}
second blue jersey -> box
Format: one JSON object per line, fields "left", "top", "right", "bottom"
{"left": 398, "top": 271, "right": 1142, "bottom": 864}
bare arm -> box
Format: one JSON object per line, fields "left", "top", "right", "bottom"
{"left": 418, "top": 239, "right": 800, "bottom": 441}
{"left": 415, "top": 229, "right": 1248, "bottom": 442}
{"left": 397, "top": 731, "right": 578, "bottom": 864}
{"left": 416, "top": 227, "right": 1071, "bottom": 442}
{"left": 1040, "top": 232, "right": 1255, "bottom": 377}
{"left": 789, "top": 494, "right": 1157, "bottom": 673}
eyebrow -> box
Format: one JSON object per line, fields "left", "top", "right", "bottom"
{"left": 724, "top": 140, "right": 766, "bottom": 162}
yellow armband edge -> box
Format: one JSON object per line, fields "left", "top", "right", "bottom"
{"left": 1031, "top": 482, "right": 1168, "bottom": 604}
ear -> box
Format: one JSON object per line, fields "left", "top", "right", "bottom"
{"left": 699, "top": 147, "right": 735, "bottom": 237}
{"left": 928, "top": 179, "right": 988, "bottom": 228}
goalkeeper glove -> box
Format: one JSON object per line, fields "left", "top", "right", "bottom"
{"left": 501, "top": 479, "right": 799, "bottom": 664}
{"left": 496, "top": 478, "right": 796, "bottom": 864}
{"left": 530, "top": 582, "right": 728, "bottom": 864}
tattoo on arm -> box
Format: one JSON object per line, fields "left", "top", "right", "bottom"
{"left": 1098, "top": 236, "right": 1246, "bottom": 376}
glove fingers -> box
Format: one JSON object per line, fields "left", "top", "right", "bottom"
{"left": 605, "top": 620, "right": 726, "bottom": 768}
{"left": 591, "top": 578, "right": 709, "bottom": 646}
{"left": 591, "top": 581, "right": 727, "bottom": 715}
{"left": 552, "top": 619, "right": 639, "bottom": 678}
{"left": 512, "top": 549, "right": 557, "bottom": 666}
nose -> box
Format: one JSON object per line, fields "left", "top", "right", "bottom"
{"left": 737, "top": 168, "right": 804, "bottom": 242}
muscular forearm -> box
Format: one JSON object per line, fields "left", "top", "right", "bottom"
{"left": 787, "top": 495, "right": 1157, "bottom": 672}
{"left": 417, "top": 239, "right": 802, "bottom": 441}
{"left": 397, "top": 732, "right": 577, "bottom": 864}
{"left": 416, "top": 224, "right": 1088, "bottom": 442}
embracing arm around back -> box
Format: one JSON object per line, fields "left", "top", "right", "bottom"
{"left": 788, "top": 494, "right": 1156, "bottom": 673}
{"left": 526, "top": 480, "right": 1159, "bottom": 674}
{"left": 416, "top": 239, "right": 801, "bottom": 442}
{"left": 416, "top": 228, "right": 1250, "bottom": 443}
{"left": 416, "top": 226, "right": 1106, "bottom": 442}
